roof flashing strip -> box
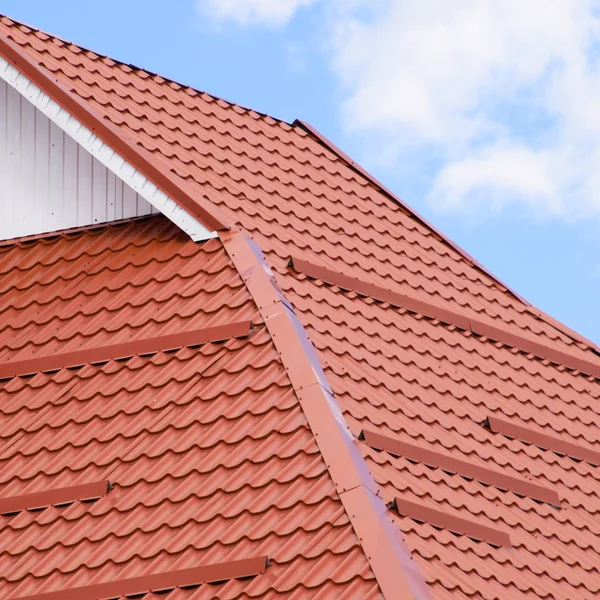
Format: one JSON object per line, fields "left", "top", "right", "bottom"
{"left": 486, "top": 415, "right": 600, "bottom": 467}
{"left": 289, "top": 256, "right": 600, "bottom": 380}
{"left": 391, "top": 497, "right": 512, "bottom": 548}
{"left": 360, "top": 429, "right": 561, "bottom": 506}
{"left": 0, "top": 42, "right": 225, "bottom": 240}
{"left": 221, "top": 230, "right": 433, "bottom": 600}
{"left": 9, "top": 556, "right": 269, "bottom": 600}
{"left": 0, "top": 481, "right": 109, "bottom": 515}
{"left": 0, "top": 321, "right": 253, "bottom": 380}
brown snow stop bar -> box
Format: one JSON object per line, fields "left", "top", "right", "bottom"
{"left": 9, "top": 556, "right": 269, "bottom": 600}
{"left": 0, "top": 321, "right": 253, "bottom": 380}
{"left": 0, "top": 481, "right": 109, "bottom": 515}
{"left": 360, "top": 429, "right": 561, "bottom": 505}
{"left": 486, "top": 414, "right": 600, "bottom": 466}
{"left": 391, "top": 497, "right": 512, "bottom": 548}
{"left": 288, "top": 256, "right": 600, "bottom": 380}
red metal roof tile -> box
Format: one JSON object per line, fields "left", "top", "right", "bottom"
{"left": 0, "top": 12, "right": 599, "bottom": 600}
{"left": 1, "top": 14, "right": 594, "bottom": 358}
{"left": 0, "top": 218, "right": 379, "bottom": 599}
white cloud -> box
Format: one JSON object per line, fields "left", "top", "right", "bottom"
{"left": 198, "top": 0, "right": 600, "bottom": 219}
{"left": 197, "top": 0, "right": 320, "bottom": 28}
{"left": 329, "top": 0, "right": 600, "bottom": 218}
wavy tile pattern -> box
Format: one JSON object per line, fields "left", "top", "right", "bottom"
{"left": 0, "top": 217, "right": 379, "bottom": 599}
{"left": 1, "top": 14, "right": 600, "bottom": 600}
{"left": 0, "top": 15, "right": 597, "bottom": 361}
{"left": 281, "top": 271, "right": 600, "bottom": 600}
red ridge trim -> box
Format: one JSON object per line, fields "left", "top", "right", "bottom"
{"left": 487, "top": 415, "right": 600, "bottom": 467}
{"left": 0, "top": 481, "right": 109, "bottom": 515}
{"left": 289, "top": 256, "right": 600, "bottom": 380}
{"left": 0, "top": 33, "right": 229, "bottom": 233}
{"left": 361, "top": 429, "right": 561, "bottom": 505}
{"left": 221, "top": 230, "right": 432, "bottom": 600}
{"left": 9, "top": 556, "right": 269, "bottom": 600}
{"left": 391, "top": 497, "right": 512, "bottom": 548}
{"left": 293, "top": 119, "right": 530, "bottom": 306}
{"left": 0, "top": 321, "right": 253, "bottom": 380}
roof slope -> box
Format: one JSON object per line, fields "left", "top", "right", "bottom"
{"left": 1, "top": 15, "right": 596, "bottom": 359}
{"left": 284, "top": 263, "right": 600, "bottom": 599}
{"left": 1, "top": 13, "right": 600, "bottom": 600}
{"left": 0, "top": 217, "right": 380, "bottom": 599}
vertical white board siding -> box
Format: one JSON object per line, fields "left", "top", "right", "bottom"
{"left": 0, "top": 58, "right": 214, "bottom": 241}
{"left": 0, "top": 79, "right": 156, "bottom": 240}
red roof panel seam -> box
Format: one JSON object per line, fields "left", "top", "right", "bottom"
{"left": 97, "top": 373, "right": 221, "bottom": 483}
{"left": 220, "top": 229, "right": 434, "bottom": 600}
{"left": 0, "top": 377, "right": 80, "bottom": 459}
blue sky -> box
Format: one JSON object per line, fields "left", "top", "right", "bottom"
{"left": 3, "top": 1, "right": 600, "bottom": 344}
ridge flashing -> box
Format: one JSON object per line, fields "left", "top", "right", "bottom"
{"left": 220, "top": 229, "right": 432, "bottom": 600}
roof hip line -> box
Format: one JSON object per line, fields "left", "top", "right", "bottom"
{"left": 219, "top": 229, "right": 433, "bottom": 600}
{"left": 0, "top": 31, "right": 230, "bottom": 234}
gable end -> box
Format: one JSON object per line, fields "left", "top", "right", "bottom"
{"left": 0, "top": 54, "right": 217, "bottom": 241}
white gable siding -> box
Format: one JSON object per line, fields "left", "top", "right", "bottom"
{"left": 0, "top": 79, "right": 159, "bottom": 240}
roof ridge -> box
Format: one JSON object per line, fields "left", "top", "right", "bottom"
{"left": 4, "top": 12, "right": 594, "bottom": 354}
{"left": 219, "top": 228, "right": 434, "bottom": 600}
{"left": 0, "top": 13, "right": 294, "bottom": 129}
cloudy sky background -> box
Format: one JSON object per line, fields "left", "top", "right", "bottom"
{"left": 4, "top": 0, "right": 600, "bottom": 343}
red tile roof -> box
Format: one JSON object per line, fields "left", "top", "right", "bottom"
{"left": 0, "top": 217, "right": 380, "bottom": 599}
{"left": 1, "top": 13, "right": 600, "bottom": 600}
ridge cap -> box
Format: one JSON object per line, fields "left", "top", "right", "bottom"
{"left": 0, "top": 27, "right": 230, "bottom": 235}
{"left": 219, "top": 227, "right": 433, "bottom": 600}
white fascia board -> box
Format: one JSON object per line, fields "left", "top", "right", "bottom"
{"left": 0, "top": 56, "right": 216, "bottom": 241}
